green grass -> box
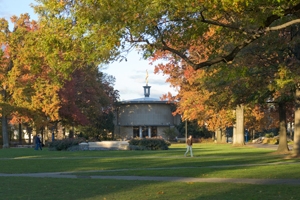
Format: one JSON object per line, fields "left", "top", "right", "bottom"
{"left": 0, "top": 143, "right": 299, "bottom": 199}
{"left": 0, "top": 177, "right": 299, "bottom": 200}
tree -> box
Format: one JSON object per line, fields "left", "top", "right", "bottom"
{"left": 0, "top": 14, "right": 43, "bottom": 147}
{"left": 0, "top": 13, "right": 92, "bottom": 147}
{"left": 153, "top": 18, "right": 300, "bottom": 150}
{"left": 176, "top": 120, "right": 213, "bottom": 139}
{"left": 33, "top": 1, "right": 300, "bottom": 153}
{"left": 32, "top": 1, "right": 300, "bottom": 65}
{"left": 229, "top": 23, "right": 300, "bottom": 154}
{"left": 0, "top": 14, "right": 66, "bottom": 147}
{"left": 58, "top": 65, "right": 119, "bottom": 139}
{"left": 155, "top": 64, "right": 234, "bottom": 143}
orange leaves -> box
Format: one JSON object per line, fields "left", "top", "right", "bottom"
{"left": 31, "top": 81, "right": 61, "bottom": 121}
{"left": 154, "top": 47, "right": 236, "bottom": 131}
{"left": 0, "top": 15, "right": 68, "bottom": 124}
{"left": 183, "top": 66, "right": 196, "bottom": 83}
{"left": 9, "top": 112, "right": 32, "bottom": 125}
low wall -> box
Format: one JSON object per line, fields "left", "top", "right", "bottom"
{"left": 79, "top": 141, "right": 129, "bottom": 151}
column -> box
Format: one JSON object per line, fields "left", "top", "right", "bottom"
{"left": 139, "top": 126, "right": 142, "bottom": 138}
{"left": 148, "top": 126, "right": 151, "bottom": 138}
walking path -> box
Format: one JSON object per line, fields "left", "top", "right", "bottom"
{"left": 1, "top": 143, "right": 299, "bottom": 185}
{"left": 1, "top": 171, "right": 300, "bottom": 185}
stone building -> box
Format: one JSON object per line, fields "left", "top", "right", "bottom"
{"left": 114, "top": 83, "right": 181, "bottom": 140}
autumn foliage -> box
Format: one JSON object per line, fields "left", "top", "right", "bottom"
{"left": 0, "top": 13, "right": 118, "bottom": 146}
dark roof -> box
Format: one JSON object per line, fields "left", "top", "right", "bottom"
{"left": 117, "top": 97, "right": 170, "bottom": 104}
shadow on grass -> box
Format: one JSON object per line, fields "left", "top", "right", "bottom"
{"left": 0, "top": 177, "right": 298, "bottom": 200}
{"left": 0, "top": 143, "right": 295, "bottom": 177}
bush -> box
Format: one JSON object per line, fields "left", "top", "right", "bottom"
{"left": 48, "top": 137, "right": 86, "bottom": 151}
{"left": 262, "top": 137, "right": 279, "bottom": 144}
{"left": 163, "top": 128, "right": 178, "bottom": 141}
{"left": 198, "top": 138, "right": 214, "bottom": 143}
{"left": 265, "top": 133, "right": 274, "bottom": 138}
{"left": 128, "top": 138, "right": 171, "bottom": 150}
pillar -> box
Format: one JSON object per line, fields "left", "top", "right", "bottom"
{"left": 148, "top": 126, "right": 151, "bottom": 138}
{"left": 139, "top": 126, "right": 142, "bottom": 138}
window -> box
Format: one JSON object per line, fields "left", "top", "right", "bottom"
{"left": 133, "top": 126, "right": 157, "bottom": 138}
{"left": 151, "top": 127, "right": 157, "bottom": 138}
{"left": 142, "top": 126, "right": 148, "bottom": 138}
{"left": 133, "top": 126, "right": 139, "bottom": 138}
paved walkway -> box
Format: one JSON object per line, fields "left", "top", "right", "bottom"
{"left": 1, "top": 172, "right": 300, "bottom": 185}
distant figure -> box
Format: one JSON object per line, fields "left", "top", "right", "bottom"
{"left": 34, "top": 135, "right": 42, "bottom": 150}
{"left": 184, "top": 135, "right": 193, "bottom": 157}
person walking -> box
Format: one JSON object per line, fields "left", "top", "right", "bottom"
{"left": 184, "top": 135, "right": 193, "bottom": 157}
{"left": 34, "top": 135, "right": 42, "bottom": 150}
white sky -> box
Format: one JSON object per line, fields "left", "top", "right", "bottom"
{"left": 0, "top": 0, "right": 177, "bottom": 100}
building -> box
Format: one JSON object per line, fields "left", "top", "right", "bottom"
{"left": 114, "top": 83, "right": 181, "bottom": 140}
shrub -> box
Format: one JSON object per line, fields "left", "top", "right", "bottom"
{"left": 163, "top": 127, "right": 178, "bottom": 141}
{"left": 48, "top": 137, "right": 86, "bottom": 151}
{"left": 262, "top": 137, "right": 279, "bottom": 144}
{"left": 265, "top": 133, "right": 274, "bottom": 138}
{"left": 128, "top": 138, "right": 171, "bottom": 150}
{"left": 199, "top": 138, "right": 214, "bottom": 143}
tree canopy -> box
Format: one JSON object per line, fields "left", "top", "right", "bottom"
{"left": 34, "top": 0, "right": 300, "bottom": 68}
{"left": 0, "top": 11, "right": 118, "bottom": 147}
{"left": 30, "top": 0, "right": 300, "bottom": 153}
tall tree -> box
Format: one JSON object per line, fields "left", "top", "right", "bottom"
{"left": 0, "top": 13, "right": 78, "bottom": 147}
{"left": 0, "top": 14, "right": 43, "bottom": 147}
{"left": 155, "top": 63, "right": 234, "bottom": 143}
{"left": 58, "top": 65, "right": 118, "bottom": 139}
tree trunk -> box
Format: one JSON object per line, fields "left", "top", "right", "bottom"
{"left": 2, "top": 114, "right": 9, "bottom": 148}
{"left": 27, "top": 126, "right": 33, "bottom": 145}
{"left": 293, "top": 88, "right": 300, "bottom": 157}
{"left": 18, "top": 122, "right": 22, "bottom": 145}
{"left": 69, "top": 124, "right": 75, "bottom": 138}
{"left": 40, "top": 127, "right": 44, "bottom": 145}
{"left": 215, "top": 128, "right": 222, "bottom": 143}
{"left": 233, "top": 124, "right": 236, "bottom": 143}
{"left": 252, "top": 129, "right": 256, "bottom": 140}
{"left": 277, "top": 102, "right": 289, "bottom": 153}
{"left": 221, "top": 129, "right": 227, "bottom": 143}
{"left": 233, "top": 105, "right": 245, "bottom": 146}
{"left": 29, "top": 128, "right": 32, "bottom": 145}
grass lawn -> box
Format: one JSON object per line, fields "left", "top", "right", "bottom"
{"left": 0, "top": 143, "right": 299, "bottom": 200}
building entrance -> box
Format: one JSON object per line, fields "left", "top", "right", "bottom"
{"left": 133, "top": 126, "right": 158, "bottom": 138}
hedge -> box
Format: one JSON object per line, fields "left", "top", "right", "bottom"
{"left": 128, "top": 138, "right": 171, "bottom": 150}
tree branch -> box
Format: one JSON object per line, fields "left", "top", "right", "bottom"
{"left": 264, "top": 3, "right": 300, "bottom": 27}
{"left": 155, "top": 26, "right": 199, "bottom": 68}
{"left": 266, "top": 19, "right": 300, "bottom": 31}
{"left": 199, "top": 8, "right": 246, "bottom": 33}
{"left": 162, "top": 3, "right": 300, "bottom": 70}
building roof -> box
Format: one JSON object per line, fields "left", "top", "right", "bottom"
{"left": 117, "top": 83, "right": 173, "bottom": 104}
{"left": 118, "top": 97, "right": 169, "bottom": 104}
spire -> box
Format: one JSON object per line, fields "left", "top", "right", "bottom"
{"left": 143, "top": 69, "right": 151, "bottom": 97}
{"left": 145, "top": 69, "right": 149, "bottom": 86}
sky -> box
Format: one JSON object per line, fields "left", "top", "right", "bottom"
{"left": 0, "top": 0, "right": 177, "bottom": 100}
